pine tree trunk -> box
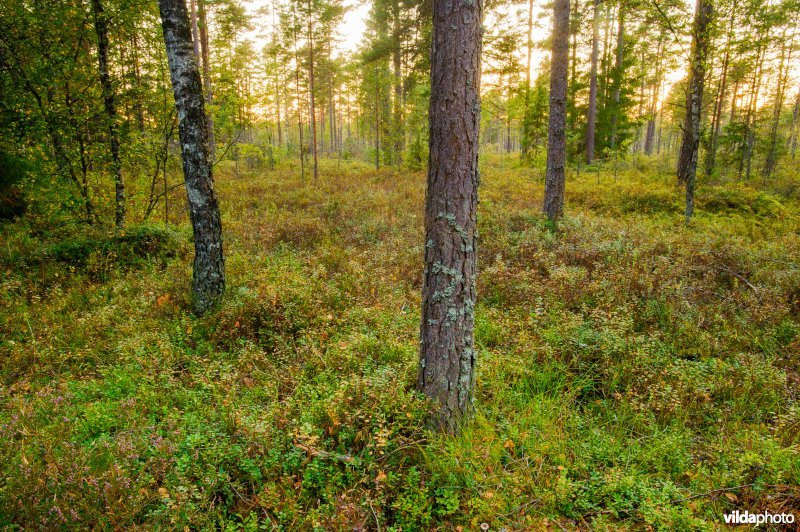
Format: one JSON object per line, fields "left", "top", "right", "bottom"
{"left": 704, "top": 0, "right": 735, "bottom": 176}
{"left": 521, "top": 0, "right": 534, "bottom": 158}
{"left": 644, "top": 39, "right": 664, "bottom": 156}
{"left": 418, "top": 0, "right": 483, "bottom": 434}
{"left": 544, "top": 0, "right": 570, "bottom": 220}
{"left": 91, "top": 0, "right": 125, "bottom": 228}
{"left": 677, "top": 0, "right": 712, "bottom": 221}
{"left": 307, "top": 11, "right": 318, "bottom": 180}
{"left": 586, "top": 0, "right": 600, "bottom": 164}
{"left": 740, "top": 44, "right": 764, "bottom": 180}
{"left": 790, "top": 88, "right": 800, "bottom": 159}
{"left": 763, "top": 33, "right": 793, "bottom": 181}
{"left": 375, "top": 65, "right": 380, "bottom": 170}
{"left": 190, "top": 0, "right": 200, "bottom": 60}
{"left": 392, "top": 0, "right": 404, "bottom": 165}
{"left": 292, "top": 7, "right": 305, "bottom": 178}
{"left": 158, "top": 0, "right": 225, "bottom": 315}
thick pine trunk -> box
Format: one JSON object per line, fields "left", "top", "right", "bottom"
{"left": 677, "top": 0, "right": 712, "bottom": 221}
{"left": 91, "top": 0, "right": 125, "bottom": 228}
{"left": 158, "top": 0, "right": 225, "bottom": 315}
{"left": 418, "top": 0, "right": 483, "bottom": 434}
{"left": 544, "top": 0, "right": 570, "bottom": 220}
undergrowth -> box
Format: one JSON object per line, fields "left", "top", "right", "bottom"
{"left": 1, "top": 156, "right": 798, "bottom": 529}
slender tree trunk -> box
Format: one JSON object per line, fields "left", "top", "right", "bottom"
{"left": 568, "top": 0, "right": 578, "bottom": 138}
{"left": 375, "top": 65, "right": 380, "bottom": 170}
{"left": 729, "top": 79, "right": 739, "bottom": 122}
{"left": 740, "top": 44, "right": 764, "bottom": 180}
{"left": 307, "top": 12, "right": 318, "bottom": 180}
{"left": 704, "top": 0, "right": 735, "bottom": 176}
{"left": 392, "top": 0, "right": 404, "bottom": 165}
{"left": 276, "top": 69, "right": 283, "bottom": 148}
{"left": 644, "top": 38, "right": 664, "bottom": 155}
{"left": 544, "top": 0, "right": 570, "bottom": 220}
{"left": 158, "top": 0, "right": 225, "bottom": 315}
{"left": 677, "top": 0, "right": 712, "bottom": 221}
{"left": 418, "top": 0, "right": 483, "bottom": 434}
{"left": 190, "top": 0, "right": 200, "bottom": 60}
{"left": 586, "top": 0, "right": 600, "bottom": 164}
{"left": 521, "top": 0, "right": 534, "bottom": 159}
{"left": 763, "top": 32, "right": 793, "bottom": 181}
{"left": 197, "top": 0, "right": 215, "bottom": 155}
{"left": 91, "top": 0, "right": 125, "bottom": 228}
{"left": 609, "top": 5, "right": 624, "bottom": 151}
{"left": 790, "top": 88, "right": 800, "bottom": 159}
{"left": 292, "top": 8, "right": 305, "bottom": 178}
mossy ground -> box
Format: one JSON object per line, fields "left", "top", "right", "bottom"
{"left": 1, "top": 155, "right": 799, "bottom": 529}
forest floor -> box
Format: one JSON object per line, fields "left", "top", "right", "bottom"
{"left": 1, "top": 155, "right": 800, "bottom": 529}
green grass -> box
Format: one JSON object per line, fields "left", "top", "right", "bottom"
{"left": 1, "top": 155, "right": 799, "bottom": 529}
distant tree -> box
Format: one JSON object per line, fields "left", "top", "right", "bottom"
{"left": 91, "top": 0, "right": 125, "bottom": 228}
{"left": 677, "top": 0, "right": 713, "bottom": 221}
{"left": 543, "top": 0, "right": 570, "bottom": 221}
{"left": 158, "top": 0, "right": 225, "bottom": 314}
{"left": 418, "top": 0, "right": 482, "bottom": 434}
{"left": 585, "top": 0, "right": 600, "bottom": 163}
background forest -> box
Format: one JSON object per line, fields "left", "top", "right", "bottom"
{"left": 1, "top": 0, "right": 800, "bottom": 528}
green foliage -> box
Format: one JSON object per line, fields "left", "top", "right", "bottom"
{"left": 0, "top": 150, "right": 29, "bottom": 219}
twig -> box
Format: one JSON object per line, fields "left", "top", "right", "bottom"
{"left": 499, "top": 498, "right": 540, "bottom": 518}
{"left": 369, "top": 502, "right": 380, "bottom": 532}
{"left": 713, "top": 263, "right": 763, "bottom": 302}
{"left": 669, "top": 483, "right": 799, "bottom": 506}
{"left": 294, "top": 442, "right": 355, "bottom": 464}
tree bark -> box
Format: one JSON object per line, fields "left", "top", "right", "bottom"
{"left": 544, "top": 0, "right": 570, "bottom": 221}
{"left": 677, "top": 0, "right": 712, "bottom": 221}
{"left": 418, "top": 0, "right": 483, "bottom": 434}
{"left": 91, "top": 0, "right": 125, "bottom": 228}
{"left": 158, "top": 0, "right": 225, "bottom": 315}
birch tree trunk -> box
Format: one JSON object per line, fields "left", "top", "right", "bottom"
{"left": 543, "top": 0, "right": 570, "bottom": 221}
{"left": 418, "top": 0, "right": 483, "bottom": 434}
{"left": 158, "top": 0, "right": 225, "bottom": 315}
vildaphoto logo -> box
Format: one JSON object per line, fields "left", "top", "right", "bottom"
{"left": 723, "top": 510, "right": 795, "bottom": 525}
